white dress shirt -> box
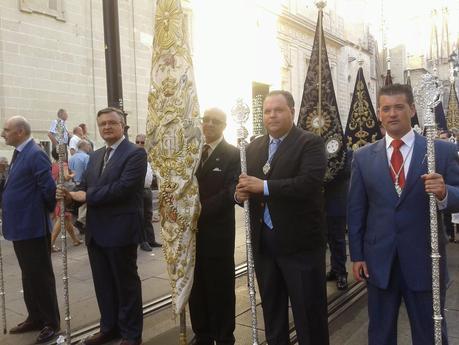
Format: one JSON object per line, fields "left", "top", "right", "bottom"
{"left": 144, "top": 162, "right": 153, "bottom": 188}
{"left": 204, "top": 136, "right": 224, "bottom": 157}
{"left": 385, "top": 129, "right": 447, "bottom": 208}
{"left": 385, "top": 129, "right": 415, "bottom": 177}
{"left": 104, "top": 135, "right": 125, "bottom": 161}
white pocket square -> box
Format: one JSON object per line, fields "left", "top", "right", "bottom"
{"left": 213, "top": 167, "right": 222, "bottom": 172}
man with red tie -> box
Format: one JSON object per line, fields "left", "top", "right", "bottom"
{"left": 348, "top": 84, "right": 459, "bottom": 345}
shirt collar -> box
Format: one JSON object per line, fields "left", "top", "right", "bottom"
{"left": 205, "top": 136, "right": 224, "bottom": 151}
{"left": 269, "top": 132, "right": 288, "bottom": 143}
{"left": 385, "top": 129, "right": 415, "bottom": 150}
{"left": 106, "top": 135, "right": 125, "bottom": 150}
{"left": 16, "top": 137, "right": 33, "bottom": 152}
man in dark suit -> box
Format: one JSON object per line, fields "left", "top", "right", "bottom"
{"left": 348, "top": 84, "right": 459, "bottom": 345}
{"left": 2, "top": 116, "right": 60, "bottom": 343}
{"left": 58, "top": 107, "right": 146, "bottom": 345}
{"left": 324, "top": 149, "right": 352, "bottom": 290}
{"left": 135, "top": 133, "right": 162, "bottom": 251}
{"left": 189, "top": 108, "right": 240, "bottom": 345}
{"left": 236, "top": 90, "right": 329, "bottom": 345}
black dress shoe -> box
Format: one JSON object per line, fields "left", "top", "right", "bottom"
{"left": 36, "top": 326, "right": 59, "bottom": 344}
{"left": 139, "top": 242, "right": 152, "bottom": 252}
{"left": 9, "top": 320, "right": 42, "bottom": 334}
{"left": 326, "top": 270, "right": 337, "bottom": 281}
{"left": 83, "top": 331, "right": 120, "bottom": 345}
{"left": 119, "top": 339, "right": 142, "bottom": 345}
{"left": 337, "top": 275, "right": 348, "bottom": 290}
{"left": 149, "top": 241, "right": 162, "bottom": 248}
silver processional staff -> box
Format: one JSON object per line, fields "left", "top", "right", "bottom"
{"left": 414, "top": 73, "right": 443, "bottom": 345}
{"left": 231, "top": 99, "right": 259, "bottom": 345}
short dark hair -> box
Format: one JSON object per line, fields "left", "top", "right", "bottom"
{"left": 97, "top": 107, "right": 125, "bottom": 125}
{"left": 378, "top": 84, "right": 414, "bottom": 106}
{"left": 267, "top": 90, "right": 295, "bottom": 109}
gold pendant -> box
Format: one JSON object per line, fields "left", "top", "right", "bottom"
{"left": 263, "top": 162, "right": 270, "bottom": 175}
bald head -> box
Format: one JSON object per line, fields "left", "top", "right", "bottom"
{"left": 9, "top": 116, "right": 31, "bottom": 135}
{"left": 202, "top": 107, "right": 227, "bottom": 143}
{"left": 2, "top": 116, "right": 31, "bottom": 148}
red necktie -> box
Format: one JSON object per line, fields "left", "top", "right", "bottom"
{"left": 390, "top": 139, "right": 405, "bottom": 189}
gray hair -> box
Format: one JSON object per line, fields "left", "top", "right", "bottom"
{"left": 9, "top": 116, "right": 31, "bottom": 136}
{"left": 203, "top": 107, "right": 227, "bottom": 123}
{"left": 97, "top": 107, "right": 126, "bottom": 125}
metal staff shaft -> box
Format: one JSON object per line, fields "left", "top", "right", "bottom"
{"left": 238, "top": 139, "right": 259, "bottom": 345}
{"left": 425, "top": 121, "right": 443, "bottom": 345}
{"left": 0, "top": 231, "right": 6, "bottom": 334}
{"left": 56, "top": 121, "right": 71, "bottom": 345}
{"left": 415, "top": 74, "right": 443, "bottom": 344}
{"left": 232, "top": 99, "right": 259, "bottom": 345}
{"left": 179, "top": 310, "right": 186, "bottom": 345}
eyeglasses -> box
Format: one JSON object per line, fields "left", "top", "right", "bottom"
{"left": 202, "top": 117, "right": 224, "bottom": 125}
{"left": 136, "top": 141, "right": 145, "bottom": 144}
{"left": 98, "top": 120, "right": 122, "bottom": 128}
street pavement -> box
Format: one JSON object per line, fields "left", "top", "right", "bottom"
{"left": 3, "top": 208, "right": 457, "bottom": 344}
{"left": 329, "top": 242, "right": 459, "bottom": 345}
{"left": 0, "top": 207, "right": 249, "bottom": 345}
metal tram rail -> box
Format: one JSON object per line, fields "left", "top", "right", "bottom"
{"left": 44, "top": 263, "right": 366, "bottom": 345}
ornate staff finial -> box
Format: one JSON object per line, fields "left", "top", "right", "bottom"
{"left": 232, "top": 98, "right": 250, "bottom": 143}
{"left": 231, "top": 98, "right": 250, "bottom": 126}
{"left": 315, "top": 0, "right": 326, "bottom": 10}
{"left": 414, "top": 73, "right": 441, "bottom": 126}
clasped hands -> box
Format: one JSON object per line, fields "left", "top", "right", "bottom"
{"left": 235, "top": 173, "right": 264, "bottom": 202}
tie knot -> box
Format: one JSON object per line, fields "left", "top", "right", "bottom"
{"left": 391, "top": 139, "right": 404, "bottom": 150}
{"left": 271, "top": 138, "right": 281, "bottom": 146}
{"left": 203, "top": 144, "right": 210, "bottom": 152}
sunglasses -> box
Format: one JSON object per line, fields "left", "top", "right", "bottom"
{"left": 136, "top": 141, "right": 145, "bottom": 144}
{"left": 202, "top": 117, "right": 224, "bottom": 125}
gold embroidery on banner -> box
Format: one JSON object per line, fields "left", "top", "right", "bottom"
{"left": 347, "top": 79, "right": 377, "bottom": 149}
{"left": 147, "top": 0, "right": 202, "bottom": 316}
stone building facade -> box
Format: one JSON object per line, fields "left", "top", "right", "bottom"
{"left": 0, "top": 0, "right": 378, "bottom": 156}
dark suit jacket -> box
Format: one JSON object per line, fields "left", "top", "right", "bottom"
{"left": 196, "top": 139, "right": 240, "bottom": 258}
{"left": 80, "top": 138, "right": 147, "bottom": 247}
{"left": 348, "top": 133, "right": 459, "bottom": 291}
{"left": 324, "top": 150, "right": 352, "bottom": 217}
{"left": 246, "top": 126, "right": 327, "bottom": 256}
{"left": 2, "top": 140, "right": 56, "bottom": 241}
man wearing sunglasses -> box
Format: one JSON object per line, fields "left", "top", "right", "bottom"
{"left": 189, "top": 108, "right": 240, "bottom": 345}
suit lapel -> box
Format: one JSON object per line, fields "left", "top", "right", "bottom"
{"left": 6, "top": 140, "right": 34, "bottom": 186}
{"left": 266, "top": 127, "right": 297, "bottom": 178}
{"left": 254, "top": 135, "right": 269, "bottom": 178}
{"left": 398, "top": 134, "right": 426, "bottom": 204}
{"left": 198, "top": 140, "right": 226, "bottom": 177}
{"left": 98, "top": 139, "right": 128, "bottom": 178}
{"left": 372, "top": 138, "right": 400, "bottom": 202}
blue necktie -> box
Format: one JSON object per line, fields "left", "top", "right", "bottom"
{"left": 263, "top": 139, "right": 280, "bottom": 229}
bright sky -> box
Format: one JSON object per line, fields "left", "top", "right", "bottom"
{"left": 335, "top": 0, "right": 459, "bottom": 54}
{"left": 187, "top": 0, "right": 459, "bottom": 143}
